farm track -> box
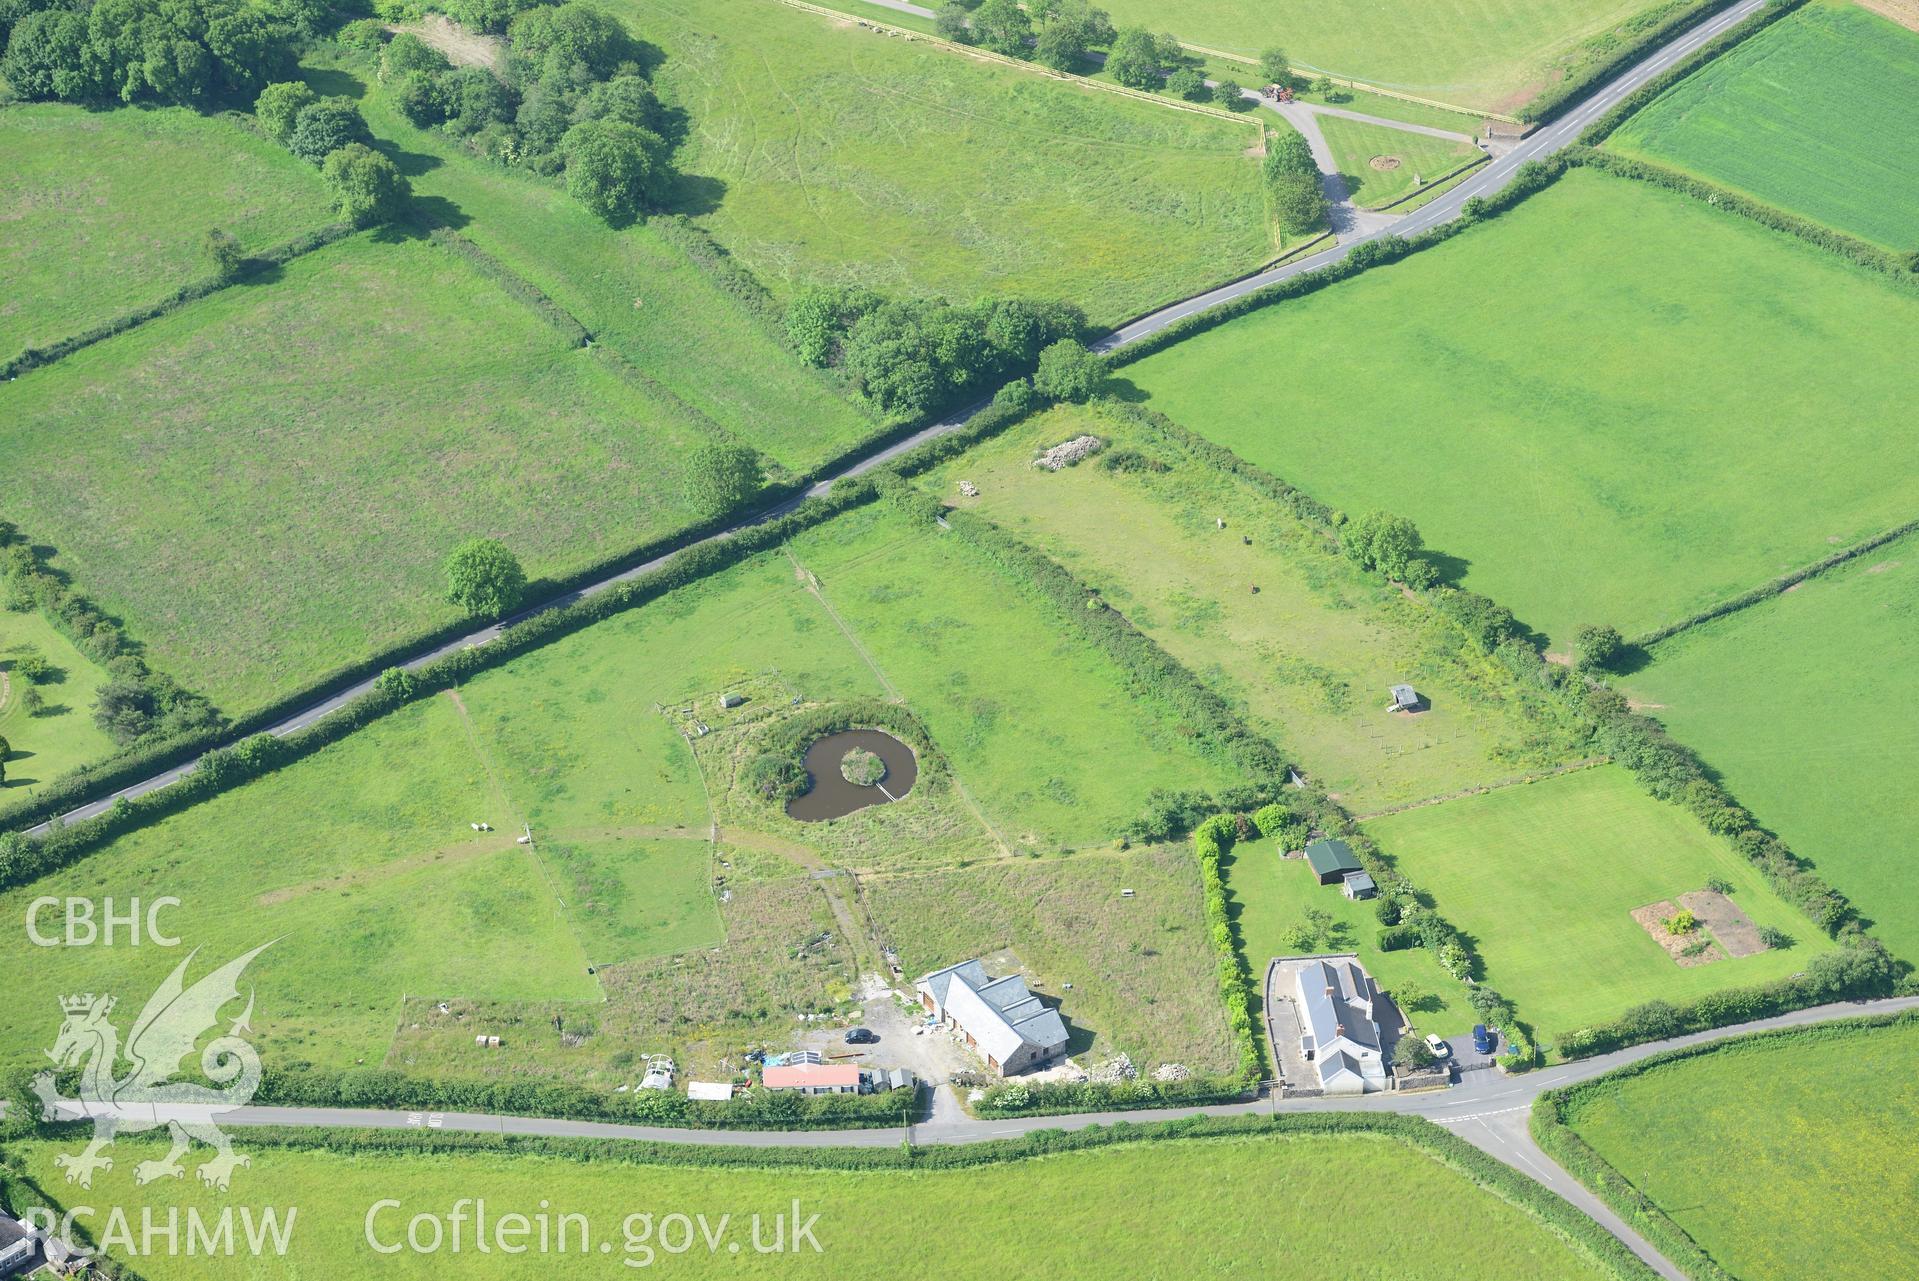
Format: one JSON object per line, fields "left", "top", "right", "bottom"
{"left": 23, "top": 0, "right": 1772, "bottom": 844}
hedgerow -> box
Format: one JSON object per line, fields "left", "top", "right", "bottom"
{"left": 1567, "top": 147, "right": 1919, "bottom": 287}
{"left": 1576, "top": 0, "right": 1811, "bottom": 144}
{"left": 255, "top": 1063, "right": 916, "bottom": 1130}
{"left": 1626, "top": 518, "right": 1919, "bottom": 649}
{"left": 0, "top": 219, "right": 356, "bottom": 381}
{"left": 1532, "top": 1010, "right": 1919, "bottom": 1281}
{"left": 1516, "top": 0, "right": 1745, "bottom": 124}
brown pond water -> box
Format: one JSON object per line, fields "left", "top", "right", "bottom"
{"left": 785, "top": 729, "right": 918, "bottom": 822}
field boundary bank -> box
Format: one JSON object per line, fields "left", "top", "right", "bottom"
{"left": 1350, "top": 757, "right": 1611, "bottom": 822}
{"left": 0, "top": 220, "right": 357, "bottom": 382}
{"left": 1629, "top": 517, "right": 1919, "bottom": 649}
{"left": 1176, "top": 40, "right": 1510, "bottom": 123}
{"left": 1520, "top": 0, "right": 1746, "bottom": 123}
{"left": 1531, "top": 1009, "right": 1919, "bottom": 1281}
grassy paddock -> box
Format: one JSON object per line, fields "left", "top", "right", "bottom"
{"left": 1607, "top": 1, "right": 1919, "bottom": 250}
{"left": 0, "top": 104, "right": 336, "bottom": 360}
{"left": 1554, "top": 1015, "right": 1919, "bottom": 1280}
{"left": 1624, "top": 538, "right": 1919, "bottom": 963}
{"left": 0, "top": 609, "right": 119, "bottom": 795}
{"left": 605, "top": 0, "right": 1274, "bottom": 325}
{"left": 2, "top": 1129, "right": 1619, "bottom": 1277}
{"left": 1123, "top": 167, "right": 1919, "bottom": 650}
{"left": 1364, "top": 766, "right": 1835, "bottom": 1042}
{"left": 2, "top": 233, "right": 718, "bottom": 712}
{"left": 925, "top": 404, "right": 1588, "bottom": 813}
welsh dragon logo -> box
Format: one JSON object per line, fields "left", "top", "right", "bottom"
{"left": 34, "top": 943, "right": 271, "bottom": 1190}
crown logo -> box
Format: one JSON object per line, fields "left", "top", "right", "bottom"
{"left": 60, "top": 994, "right": 113, "bottom": 1016}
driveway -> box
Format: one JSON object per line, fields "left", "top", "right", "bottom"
{"left": 797, "top": 991, "right": 973, "bottom": 1085}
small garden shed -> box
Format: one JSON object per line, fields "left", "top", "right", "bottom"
{"left": 1304, "top": 838, "right": 1363, "bottom": 885}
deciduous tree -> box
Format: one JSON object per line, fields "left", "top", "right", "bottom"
{"left": 443, "top": 538, "right": 527, "bottom": 618}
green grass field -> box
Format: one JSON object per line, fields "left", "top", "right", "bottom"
{"left": 5, "top": 1132, "right": 1617, "bottom": 1278}
{"left": 0, "top": 692, "right": 598, "bottom": 1075}
{"left": 1081, "top": 0, "right": 1664, "bottom": 111}
{"left": 1563, "top": 1017, "right": 1919, "bottom": 1280}
{"left": 1608, "top": 1, "right": 1919, "bottom": 250}
{"left": 1623, "top": 539, "right": 1919, "bottom": 964}
{"left": 0, "top": 609, "right": 119, "bottom": 795}
{"left": 787, "top": 503, "right": 1243, "bottom": 846}
{"left": 606, "top": 0, "right": 1275, "bottom": 325}
{"left": 926, "top": 405, "right": 1587, "bottom": 813}
{"left": 1124, "top": 167, "right": 1919, "bottom": 650}
{"left": 1318, "top": 116, "right": 1482, "bottom": 207}
{"left": 1223, "top": 834, "right": 1469, "bottom": 1032}
{"left": 0, "top": 104, "right": 336, "bottom": 360}
{"left": 1365, "top": 766, "right": 1834, "bottom": 1042}
{"left": 0, "top": 552, "right": 883, "bottom": 1076}
{"left": 867, "top": 844, "right": 1239, "bottom": 1072}
{"left": 320, "top": 59, "right": 882, "bottom": 475}
{"left": 1, "top": 233, "right": 722, "bottom": 713}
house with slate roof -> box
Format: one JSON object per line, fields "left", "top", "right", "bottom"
{"left": 918, "top": 959, "right": 1069, "bottom": 1076}
{"left": 1294, "top": 956, "right": 1388, "bottom": 1094}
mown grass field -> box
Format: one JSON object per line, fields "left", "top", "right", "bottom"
{"left": 1365, "top": 766, "right": 1834, "bottom": 1042}
{"left": 1081, "top": 0, "right": 1662, "bottom": 110}
{"left": 0, "top": 609, "right": 119, "bottom": 795}
{"left": 1608, "top": 1, "right": 1919, "bottom": 250}
{"left": 1318, "top": 116, "right": 1482, "bottom": 208}
{"left": 6, "top": 1133, "right": 1618, "bottom": 1278}
{"left": 0, "top": 104, "right": 336, "bottom": 360}
{"left": 607, "top": 0, "right": 1275, "bottom": 325}
{"left": 1, "top": 233, "right": 720, "bottom": 713}
{"left": 866, "top": 844, "right": 1239, "bottom": 1072}
{"left": 1563, "top": 1017, "right": 1919, "bottom": 1280}
{"left": 1223, "top": 834, "right": 1468, "bottom": 1031}
{"left": 787, "top": 502, "right": 1243, "bottom": 846}
{"left": 1125, "top": 167, "right": 1919, "bottom": 650}
{"left": 927, "top": 405, "right": 1588, "bottom": 813}
{"left": 321, "top": 59, "right": 881, "bottom": 475}
{"left": 1624, "top": 540, "right": 1919, "bottom": 964}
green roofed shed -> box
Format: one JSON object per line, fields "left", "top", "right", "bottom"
{"left": 1304, "top": 838, "right": 1363, "bottom": 885}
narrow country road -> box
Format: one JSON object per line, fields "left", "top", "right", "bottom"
{"left": 23, "top": 0, "right": 1768, "bottom": 839}
{"left": 47, "top": 997, "right": 1916, "bottom": 1281}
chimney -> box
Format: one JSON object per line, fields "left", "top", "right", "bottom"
{"left": 1324, "top": 986, "right": 1335, "bottom": 997}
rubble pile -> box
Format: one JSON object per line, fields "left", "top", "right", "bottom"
{"left": 1033, "top": 435, "right": 1103, "bottom": 471}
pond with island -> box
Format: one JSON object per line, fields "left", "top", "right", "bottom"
{"left": 785, "top": 728, "right": 918, "bottom": 822}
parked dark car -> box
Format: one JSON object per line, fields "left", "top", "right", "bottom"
{"left": 844, "top": 1027, "right": 878, "bottom": 1045}
{"left": 1472, "top": 1024, "right": 1497, "bottom": 1055}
